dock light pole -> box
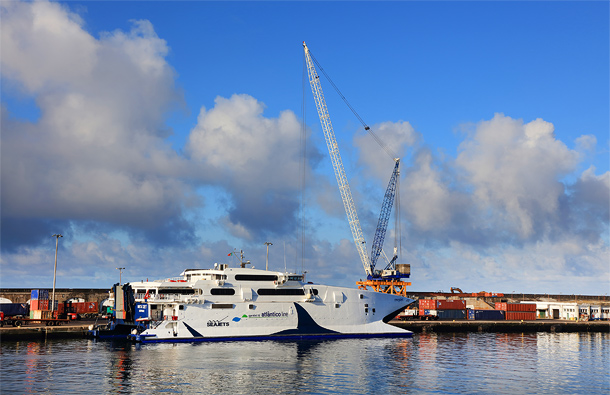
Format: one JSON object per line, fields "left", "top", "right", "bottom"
{"left": 51, "top": 234, "right": 63, "bottom": 316}
{"left": 264, "top": 242, "right": 273, "bottom": 271}
{"left": 116, "top": 267, "right": 125, "bottom": 285}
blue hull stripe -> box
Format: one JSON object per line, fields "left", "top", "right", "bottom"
{"left": 136, "top": 332, "right": 413, "bottom": 344}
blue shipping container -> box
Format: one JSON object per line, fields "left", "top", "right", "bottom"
{"left": 437, "top": 310, "right": 466, "bottom": 320}
{"left": 468, "top": 309, "right": 505, "bottom": 320}
{"left": 30, "top": 289, "right": 49, "bottom": 300}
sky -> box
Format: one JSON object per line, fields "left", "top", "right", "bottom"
{"left": 1, "top": 0, "right": 608, "bottom": 296}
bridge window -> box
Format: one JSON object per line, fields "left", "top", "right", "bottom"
{"left": 257, "top": 289, "right": 305, "bottom": 296}
{"left": 211, "top": 288, "right": 235, "bottom": 296}
{"left": 235, "top": 274, "right": 278, "bottom": 281}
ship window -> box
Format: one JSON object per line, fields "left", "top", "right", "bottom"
{"left": 309, "top": 289, "right": 319, "bottom": 295}
{"left": 211, "top": 288, "right": 235, "bottom": 296}
{"left": 235, "top": 274, "right": 278, "bottom": 281}
{"left": 288, "top": 275, "right": 303, "bottom": 281}
{"left": 179, "top": 305, "right": 184, "bottom": 310}
{"left": 211, "top": 304, "right": 234, "bottom": 309}
{"left": 257, "top": 289, "right": 306, "bottom": 296}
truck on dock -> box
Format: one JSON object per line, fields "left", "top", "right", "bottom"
{"left": 1, "top": 311, "right": 70, "bottom": 327}
{"left": 0, "top": 303, "right": 29, "bottom": 327}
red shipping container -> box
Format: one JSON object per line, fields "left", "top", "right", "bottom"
{"left": 505, "top": 312, "right": 536, "bottom": 320}
{"left": 31, "top": 299, "right": 40, "bottom": 310}
{"left": 419, "top": 299, "right": 437, "bottom": 310}
{"left": 437, "top": 300, "right": 466, "bottom": 310}
{"left": 496, "top": 303, "right": 536, "bottom": 312}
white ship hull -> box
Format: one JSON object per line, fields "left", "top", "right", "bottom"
{"left": 127, "top": 267, "right": 413, "bottom": 343}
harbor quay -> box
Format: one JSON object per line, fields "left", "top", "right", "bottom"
{"left": 1, "top": 319, "right": 608, "bottom": 342}
{"left": 1, "top": 288, "right": 608, "bottom": 342}
{"left": 390, "top": 319, "right": 610, "bottom": 334}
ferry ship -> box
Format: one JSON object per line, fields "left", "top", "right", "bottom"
{"left": 123, "top": 260, "right": 413, "bottom": 343}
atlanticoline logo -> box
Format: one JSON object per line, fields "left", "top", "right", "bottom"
{"left": 232, "top": 311, "right": 288, "bottom": 322}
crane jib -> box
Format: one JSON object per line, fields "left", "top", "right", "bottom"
{"left": 303, "top": 42, "right": 372, "bottom": 275}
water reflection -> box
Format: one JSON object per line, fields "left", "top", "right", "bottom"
{"left": 107, "top": 343, "right": 134, "bottom": 393}
{"left": 1, "top": 333, "right": 608, "bottom": 394}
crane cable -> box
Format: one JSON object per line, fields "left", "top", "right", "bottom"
{"left": 308, "top": 51, "right": 397, "bottom": 160}
{"left": 308, "top": 47, "right": 404, "bottom": 271}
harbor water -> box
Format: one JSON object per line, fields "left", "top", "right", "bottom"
{"left": 1, "top": 332, "right": 608, "bottom": 394}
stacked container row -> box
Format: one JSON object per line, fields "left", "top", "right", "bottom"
{"left": 468, "top": 309, "right": 505, "bottom": 320}
{"left": 61, "top": 302, "right": 99, "bottom": 315}
{"left": 437, "top": 310, "right": 467, "bottom": 319}
{"left": 495, "top": 303, "right": 536, "bottom": 320}
{"left": 495, "top": 303, "right": 536, "bottom": 312}
{"left": 31, "top": 289, "right": 50, "bottom": 300}
{"left": 437, "top": 300, "right": 466, "bottom": 310}
{"left": 30, "top": 289, "right": 50, "bottom": 317}
{"left": 419, "top": 299, "right": 437, "bottom": 310}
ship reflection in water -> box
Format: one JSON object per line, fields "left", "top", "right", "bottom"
{"left": 1, "top": 333, "right": 608, "bottom": 394}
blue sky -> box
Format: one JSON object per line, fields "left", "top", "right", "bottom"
{"left": 1, "top": 1, "right": 608, "bottom": 295}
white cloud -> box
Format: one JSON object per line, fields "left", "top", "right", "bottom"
{"left": 456, "top": 114, "right": 580, "bottom": 238}
{"left": 354, "top": 120, "right": 419, "bottom": 180}
{"left": 1, "top": 0, "right": 193, "bottom": 238}
{"left": 187, "top": 94, "right": 320, "bottom": 236}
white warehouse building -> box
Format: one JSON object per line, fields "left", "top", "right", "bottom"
{"left": 524, "top": 301, "right": 608, "bottom": 320}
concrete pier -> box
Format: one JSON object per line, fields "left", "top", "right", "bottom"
{"left": 390, "top": 319, "right": 610, "bottom": 333}
{"left": 1, "top": 319, "right": 608, "bottom": 342}
{"left": 0, "top": 320, "right": 97, "bottom": 341}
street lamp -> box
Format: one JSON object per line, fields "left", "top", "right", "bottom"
{"left": 51, "top": 234, "right": 63, "bottom": 316}
{"left": 264, "top": 242, "right": 273, "bottom": 271}
{"left": 116, "top": 267, "right": 125, "bottom": 285}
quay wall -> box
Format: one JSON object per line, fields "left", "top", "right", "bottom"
{"left": 391, "top": 320, "right": 610, "bottom": 334}
{"left": 0, "top": 288, "right": 111, "bottom": 304}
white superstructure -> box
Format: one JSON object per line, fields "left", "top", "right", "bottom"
{"left": 128, "top": 265, "right": 413, "bottom": 343}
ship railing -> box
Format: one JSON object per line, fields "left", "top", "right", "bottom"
{"left": 165, "top": 277, "right": 187, "bottom": 282}
{"left": 135, "top": 293, "right": 193, "bottom": 302}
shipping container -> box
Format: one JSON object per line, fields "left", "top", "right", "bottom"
{"left": 468, "top": 309, "right": 505, "bottom": 320}
{"left": 419, "top": 299, "right": 437, "bottom": 310}
{"left": 437, "top": 300, "right": 466, "bottom": 310}
{"left": 32, "top": 299, "right": 49, "bottom": 311}
{"left": 30, "top": 289, "right": 49, "bottom": 300}
{"left": 0, "top": 303, "right": 28, "bottom": 317}
{"left": 505, "top": 311, "right": 536, "bottom": 320}
{"left": 419, "top": 309, "right": 438, "bottom": 317}
{"left": 437, "top": 310, "right": 466, "bottom": 320}
{"left": 495, "top": 303, "right": 536, "bottom": 312}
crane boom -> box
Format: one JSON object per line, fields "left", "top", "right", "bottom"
{"left": 303, "top": 42, "right": 372, "bottom": 276}
{"left": 369, "top": 158, "right": 400, "bottom": 276}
